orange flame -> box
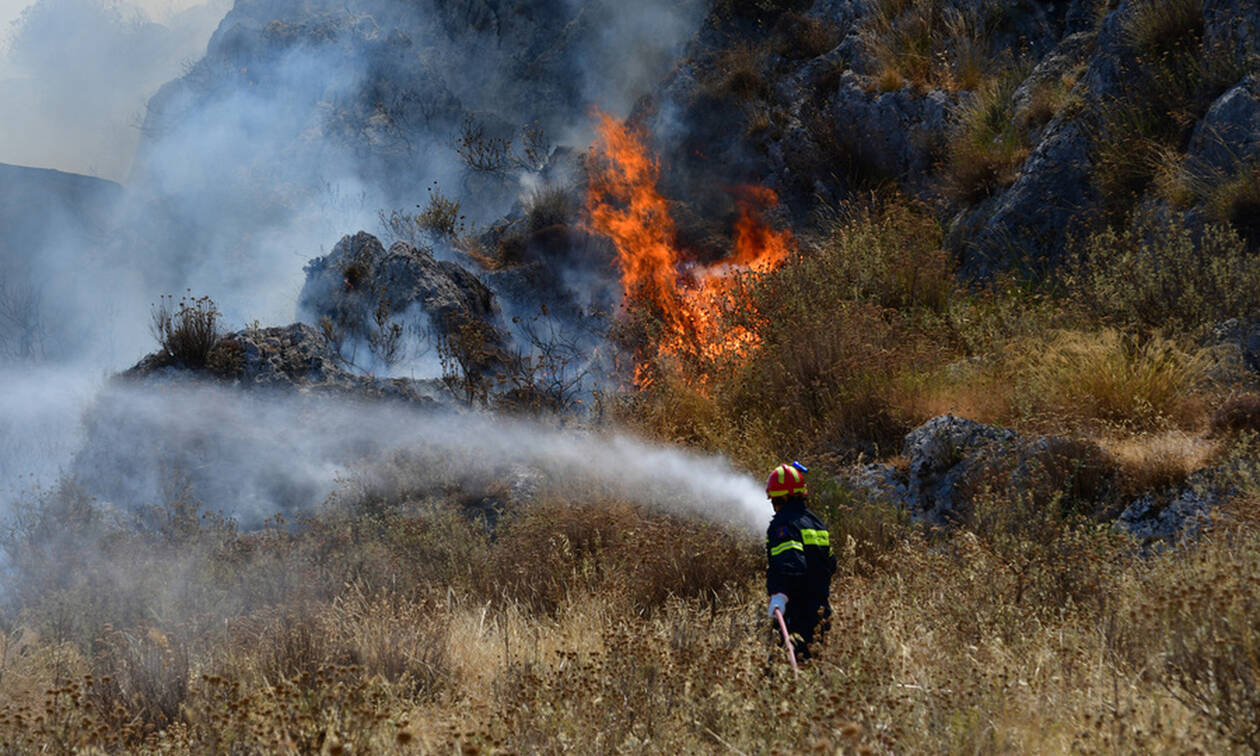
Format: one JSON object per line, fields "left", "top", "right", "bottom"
{"left": 585, "top": 111, "right": 794, "bottom": 384}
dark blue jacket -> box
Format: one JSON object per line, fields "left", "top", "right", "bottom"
{"left": 766, "top": 498, "right": 835, "bottom": 604}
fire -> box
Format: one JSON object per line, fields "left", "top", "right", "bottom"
{"left": 585, "top": 111, "right": 794, "bottom": 384}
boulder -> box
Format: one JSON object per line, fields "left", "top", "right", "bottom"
{"left": 841, "top": 414, "right": 1245, "bottom": 542}
{"left": 953, "top": 116, "right": 1097, "bottom": 276}
{"left": 901, "top": 415, "right": 1018, "bottom": 523}
{"left": 300, "top": 231, "right": 496, "bottom": 332}
{"left": 1117, "top": 486, "right": 1216, "bottom": 543}
{"left": 1187, "top": 75, "right": 1260, "bottom": 176}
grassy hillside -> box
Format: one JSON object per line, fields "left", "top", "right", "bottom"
{"left": 3, "top": 0, "right": 1260, "bottom": 753}
{"left": 1, "top": 465, "right": 1258, "bottom": 752}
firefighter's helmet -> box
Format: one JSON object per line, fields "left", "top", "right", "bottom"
{"left": 765, "top": 462, "right": 807, "bottom": 499}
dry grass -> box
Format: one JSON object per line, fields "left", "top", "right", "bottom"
{"left": 771, "top": 11, "right": 838, "bottom": 61}
{"left": 1100, "top": 430, "right": 1220, "bottom": 495}
{"left": 3, "top": 460, "right": 1260, "bottom": 753}
{"left": 1012, "top": 329, "right": 1212, "bottom": 432}
{"left": 943, "top": 74, "right": 1030, "bottom": 203}
{"left": 710, "top": 43, "right": 770, "bottom": 103}
{"left": 860, "top": 0, "right": 1001, "bottom": 92}
{"left": 1211, "top": 394, "right": 1260, "bottom": 437}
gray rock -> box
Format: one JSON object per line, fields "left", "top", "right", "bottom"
{"left": 299, "top": 231, "right": 500, "bottom": 349}
{"left": 1011, "top": 31, "right": 1097, "bottom": 129}
{"left": 124, "top": 321, "right": 440, "bottom": 404}
{"left": 1114, "top": 459, "right": 1250, "bottom": 543}
{"left": 1187, "top": 75, "right": 1260, "bottom": 177}
{"left": 847, "top": 462, "right": 910, "bottom": 508}
{"left": 955, "top": 116, "right": 1097, "bottom": 275}
{"left": 841, "top": 415, "right": 1120, "bottom": 525}
{"left": 1204, "top": 0, "right": 1260, "bottom": 61}
{"left": 903, "top": 415, "right": 1018, "bottom": 522}
{"left": 1211, "top": 317, "right": 1260, "bottom": 373}
{"left": 1117, "top": 489, "right": 1215, "bottom": 542}
{"left": 826, "top": 72, "right": 954, "bottom": 187}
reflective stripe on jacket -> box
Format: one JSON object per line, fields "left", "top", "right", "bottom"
{"left": 766, "top": 499, "right": 836, "bottom": 601}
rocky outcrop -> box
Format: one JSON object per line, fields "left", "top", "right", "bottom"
{"left": 847, "top": 415, "right": 1116, "bottom": 524}
{"left": 845, "top": 414, "right": 1252, "bottom": 542}
{"left": 952, "top": 117, "right": 1097, "bottom": 275}
{"left": 124, "top": 321, "right": 439, "bottom": 403}
{"left": 301, "top": 232, "right": 496, "bottom": 333}
{"left": 1187, "top": 75, "right": 1260, "bottom": 175}
{"left": 825, "top": 74, "right": 954, "bottom": 188}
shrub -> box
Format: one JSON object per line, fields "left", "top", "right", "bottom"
{"left": 416, "top": 181, "right": 464, "bottom": 240}
{"left": 1205, "top": 163, "right": 1260, "bottom": 249}
{"left": 625, "top": 198, "right": 954, "bottom": 460}
{"left": 943, "top": 74, "right": 1030, "bottom": 203}
{"left": 1121, "top": 524, "right": 1260, "bottom": 750}
{"left": 718, "top": 288, "right": 938, "bottom": 458}
{"left": 1014, "top": 72, "right": 1077, "bottom": 135}
{"left": 88, "top": 624, "right": 189, "bottom": 732}
{"left": 524, "top": 182, "right": 575, "bottom": 231}
{"left": 150, "top": 293, "right": 222, "bottom": 369}
{"left": 1014, "top": 329, "right": 1210, "bottom": 430}
{"left": 712, "top": 43, "right": 769, "bottom": 102}
{"left": 1070, "top": 212, "right": 1260, "bottom": 333}
{"left": 454, "top": 116, "right": 512, "bottom": 176}
{"left": 1211, "top": 394, "right": 1260, "bottom": 436}
{"left": 809, "top": 198, "right": 954, "bottom": 312}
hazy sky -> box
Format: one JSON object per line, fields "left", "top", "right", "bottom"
{"left": 0, "top": 0, "right": 228, "bottom": 179}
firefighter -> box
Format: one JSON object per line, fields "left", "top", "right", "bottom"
{"left": 765, "top": 461, "right": 835, "bottom": 660}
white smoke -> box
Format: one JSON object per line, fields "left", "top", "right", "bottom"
{"left": 0, "top": 0, "right": 726, "bottom": 533}
{"left": 5, "top": 376, "right": 769, "bottom": 532}
{"left": 0, "top": 0, "right": 229, "bottom": 179}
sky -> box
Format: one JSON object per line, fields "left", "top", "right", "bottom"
{"left": 0, "top": 0, "right": 229, "bottom": 179}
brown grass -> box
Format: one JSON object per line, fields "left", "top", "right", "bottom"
{"left": 943, "top": 74, "right": 1030, "bottom": 204}
{"left": 1100, "top": 430, "right": 1220, "bottom": 495}
{"left": 3, "top": 464, "right": 1260, "bottom": 752}
{"left": 860, "top": 0, "right": 1001, "bottom": 92}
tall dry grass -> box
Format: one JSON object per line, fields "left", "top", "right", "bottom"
{"left": 3, "top": 476, "right": 1258, "bottom": 753}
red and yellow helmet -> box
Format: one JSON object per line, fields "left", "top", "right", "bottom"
{"left": 765, "top": 462, "right": 807, "bottom": 499}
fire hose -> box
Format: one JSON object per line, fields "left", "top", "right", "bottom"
{"left": 773, "top": 608, "right": 799, "bottom": 677}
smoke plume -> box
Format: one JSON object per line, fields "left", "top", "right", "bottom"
{"left": 65, "top": 380, "right": 770, "bottom": 531}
